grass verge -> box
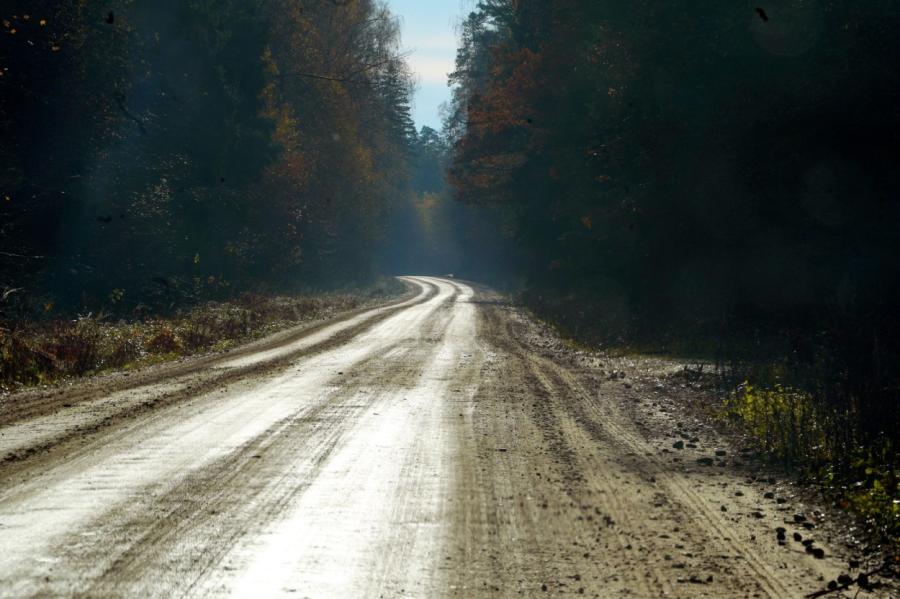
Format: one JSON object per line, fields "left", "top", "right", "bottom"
{"left": 0, "top": 277, "right": 406, "bottom": 392}
{"left": 721, "top": 379, "right": 899, "bottom": 547}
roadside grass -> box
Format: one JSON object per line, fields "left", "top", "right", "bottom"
{"left": 0, "top": 278, "right": 405, "bottom": 392}
{"left": 721, "top": 379, "right": 899, "bottom": 547}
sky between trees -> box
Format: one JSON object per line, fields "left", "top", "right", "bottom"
{"left": 387, "top": 0, "right": 466, "bottom": 129}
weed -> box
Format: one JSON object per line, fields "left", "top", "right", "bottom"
{"left": 723, "top": 382, "right": 826, "bottom": 466}
{"left": 41, "top": 319, "right": 102, "bottom": 375}
{"left": 0, "top": 331, "right": 55, "bottom": 386}
{"left": 721, "top": 380, "right": 899, "bottom": 544}
{"left": 105, "top": 329, "right": 145, "bottom": 368}
{"left": 146, "top": 327, "right": 181, "bottom": 354}
{"left": 0, "top": 281, "right": 405, "bottom": 392}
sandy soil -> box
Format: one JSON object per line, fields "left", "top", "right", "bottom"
{"left": 0, "top": 277, "right": 888, "bottom": 598}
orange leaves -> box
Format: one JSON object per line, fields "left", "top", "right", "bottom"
{"left": 468, "top": 46, "right": 544, "bottom": 136}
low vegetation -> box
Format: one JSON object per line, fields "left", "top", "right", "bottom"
{"left": 0, "top": 279, "right": 404, "bottom": 392}
{"left": 721, "top": 377, "right": 899, "bottom": 548}
{"left": 531, "top": 292, "right": 900, "bottom": 547}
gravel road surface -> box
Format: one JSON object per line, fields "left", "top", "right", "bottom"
{"left": 0, "top": 277, "right": 875, "bottom": 597}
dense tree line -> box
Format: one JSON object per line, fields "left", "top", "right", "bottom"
{"left": 1, "top": 0, "right": 416, "bottom": 314}
{"left": 446, "top": 1, "right": 900, "bottom": 474}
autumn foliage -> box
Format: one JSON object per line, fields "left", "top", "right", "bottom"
{"left": 0, "top": 0, "right": 416, "bottom": 314}
{"left": 446, "top": 1, "right": 900, "bottom": 537}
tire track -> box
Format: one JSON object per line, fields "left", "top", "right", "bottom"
{"left": 450, "top": 302, "right": 669, "bottom": 597}
{"left": 0, "top": 280, "right": 440, "bottom": 491}
{"left": 540, "top": 358, "right": 793, "bottom": 597}
{"left": 0, "top": 278, "right": 459, "bottom": 597}
{"left": 0, "top": 280, "right": 429, "bottom": 428}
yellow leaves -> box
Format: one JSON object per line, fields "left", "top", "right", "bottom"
{"left": 580, "top": 216, "right": 593, "bottom": 230}
{"left": 43, "top": 302, "right": 54, "bottom": 312}
{"left": 193, "top": 253, "right": 200, "bottom": 265}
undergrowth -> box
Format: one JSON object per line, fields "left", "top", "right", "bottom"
{"left": 722, "top": 381, "right": 899, "bottom": 547}
{"left": 0, "top": 278, "right": 405, "bottom": 392}
{"left": 522, "top": 288, "right": 900, "bottom": 549}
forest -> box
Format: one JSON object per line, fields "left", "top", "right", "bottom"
{"left": 1, "top": 0, "right": 425, "bottom": 312}
{"left": 444, "top": 0, "right": 900, "bottom": 539}
{"left": 2, "top": 0, "right": 899, "bottom": 546}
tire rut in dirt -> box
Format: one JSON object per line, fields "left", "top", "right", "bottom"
{"left": 487, "top": 299, "right": 796, "bottom": 598}
{"left": 444, "top": 303, "right": 670, "bottom": 597}
{"left": 0, "top": 282, "right": 431, "bottom": 429}
{"left": 0, "top": 281, "right": 443, "bottom": 491}
{"left": 10, "top": 284, "right": 461, "bottom": 596}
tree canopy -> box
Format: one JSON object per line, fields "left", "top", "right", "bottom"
{"left": 1, "top": 0, "right": 417, "bottom": 311}
{"left": 445, "top": 1, "right": 900, "bottom": 455}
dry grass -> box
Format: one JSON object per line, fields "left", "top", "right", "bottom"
{"left": 0, "top": 278, "right": 405, "bottom": 392}
{"left": 718, "top": 379, "right": 899, "bottom": 545}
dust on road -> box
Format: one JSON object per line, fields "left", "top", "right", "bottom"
{"left": 0, "top": 277, "right": 879, "bottom": 597}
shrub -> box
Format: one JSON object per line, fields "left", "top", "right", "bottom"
{"left": 145, "top": 326, "right": 181, "bottom": 354}
{"left": 722, "top": 379, "right": 899, "bottom": 543}
{"left": 723, "top": 382, "right": 827, "bottom": 465}
{"left": 0, "top": 331, "right": 55, "bottom": 386}
{"left": 42, "top": 320, "right": 102, "bottom": 375}
{"left": 179, "top": 317, "right": 215, "bottom": 351}
{"left": 106, "top": 330, "right": 144, "bottom": 368}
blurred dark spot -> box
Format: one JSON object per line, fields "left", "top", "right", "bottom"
{"left": 106, "top": 11, "right": 115, "bottom": 24}
{"left": 97, "top": 215, "right": 112, "bottom": 223}
{"left": 220, "top": 177, "right": 226, "bottom": 183}
{"left": 755, "top": 8, "right": 769, "bottom": 22}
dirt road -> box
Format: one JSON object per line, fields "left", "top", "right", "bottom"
{"left": 0, "top": 277, "right": 875, "bottom": 597}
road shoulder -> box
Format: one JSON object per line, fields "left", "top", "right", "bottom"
{"left": 446, "top": 284, "right": 895, "bottom": 597}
